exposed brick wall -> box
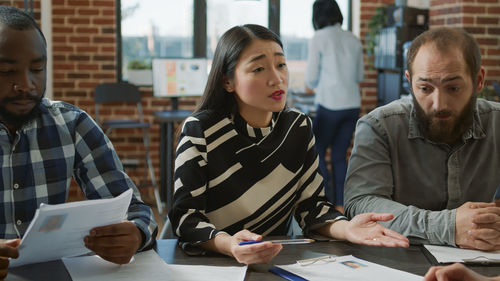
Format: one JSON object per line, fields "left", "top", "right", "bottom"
{"left": 430, "top": 0, "right": 500, "bottom": 94}
{"left": 358, "top": 0, "right": 500, "bottom": 113}
{"left": 0, "top": 1, "right": 196, "bottom": 202}
{"left": 3, "top": 1, "right": 497, "bottom": 202}
{"left": 0, "top": 0, "right": 35, "bottom": 11}
{"left": 359, "top": 0, "right": 395, "bottom": 115}
{"left": 50, "top": 0, "right": 117, "bottom": 200}
{"left": 49, "top": 1, "right": 199, "bottom": 201}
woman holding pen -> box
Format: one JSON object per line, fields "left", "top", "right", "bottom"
{"left": 168, "top": 24, "right": 409, "bottom": 265}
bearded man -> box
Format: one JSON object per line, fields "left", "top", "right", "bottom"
{"left": 344, "top": 27, "right": 500, "bottom": 250}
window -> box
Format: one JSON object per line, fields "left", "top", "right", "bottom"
{"left": 280, "top": 0, "right": 315, "bottom": 91}
{"left": 121, "top": 1, "right": 193, "bottom": 83}
{"left": 206, "top": 0, "right": 268, "bottom": 58}
{"left": 338, "top": 0, "right": 351, "bottom": 31}
{"left": 118, "top": 1, "right": 351, "bottom": 85}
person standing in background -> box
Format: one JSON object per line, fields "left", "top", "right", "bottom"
{"left": 305, "top": 0, "right": 364, "bottom": 212}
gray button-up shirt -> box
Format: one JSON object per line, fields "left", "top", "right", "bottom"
{"left": 344, "top": 97, "right": 500, "bottom": 246}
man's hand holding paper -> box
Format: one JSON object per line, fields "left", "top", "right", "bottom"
{"left": 84, "top": 220, "right": 143, "bottom": 265}
{"left": 0, "top": 239, "right": 19, "bottom": 279}
{"left": 9, "top": 189, "right": 134, "bottom": 267}
{"left": 456, "top": 202, "right": 500, "bottom": 251}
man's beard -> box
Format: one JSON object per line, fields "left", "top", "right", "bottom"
{"left": 413, "top": 93, "right": 476, "bottom": 144}
{"left": 0, "top": 93, "right": 43, "bottom": 130}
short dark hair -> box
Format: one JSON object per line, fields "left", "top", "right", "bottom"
{"left": 0, "top": 5, "right": 46, "bottom": 45}
{"left": 406, "top": 27, "right": 481, "bottom": 83}
{"left": 312, "top": 0, "right": 343, "bottom": 30}
{"left": 195, "top": 24, "right": 283, "bottom": 113}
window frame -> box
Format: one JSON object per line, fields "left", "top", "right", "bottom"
{"left": 116, "top": 0, "right": 351, "bottom": 83}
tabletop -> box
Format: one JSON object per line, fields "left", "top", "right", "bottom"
{"left": 155, "top": 239, "right": 500, "bottom": 280}
{"left": 7, "top": 238, "right": 500, "bottom": 280}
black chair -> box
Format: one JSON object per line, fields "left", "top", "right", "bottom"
{"left": 94, "top": 82, "right": 163, "bottom": 214}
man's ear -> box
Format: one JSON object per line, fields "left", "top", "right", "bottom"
{"left": 223, "top": 76, "right": 235, "bottom": 93}
{"left": 475, "top": 66, "right": 486, "bottom": 95}
{"left": 404, "top": 70, "right": 411, "bottom": 83}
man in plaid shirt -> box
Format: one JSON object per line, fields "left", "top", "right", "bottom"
{"left": 0, "top": 6, "right": 157, "bottom": 278}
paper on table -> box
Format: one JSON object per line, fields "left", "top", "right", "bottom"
{"left": 62, "top": 250, "right": 247, "bottom": 281}
{"left": 63, "top": 250, "right": 169, "bottom": 281}
{"left": 166, "top": 264, "right": 247, "bottom": 281}
{"left": 274, "top": 255, "right": 422, "bottom": 281}
{"left": 424, "top": 245, "right": 500, "bottom": 263}
{"left": 9, "top": 188, "right": 132, "bottom": 267}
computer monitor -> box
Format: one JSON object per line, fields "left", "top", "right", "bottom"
{"left": 152, "top": 58, "right": 207, "bottom": 98}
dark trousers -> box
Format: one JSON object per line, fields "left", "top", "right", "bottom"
{"left": 313, "top": 105, "right": 359, "bottom": 206}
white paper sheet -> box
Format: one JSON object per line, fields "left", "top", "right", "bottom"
{"left": 9, "top": 189, "right": 133, "bottom": 267}
{"left": 424, "top": 245, "right": 500, "bottom": 263}
{"left": 275, "top": 255, "right": 422, "bottom": 281}
{"left": 62, "top": 250, "right": 247, "bottom": 281}
{"left": 165, "top": 264, "right": 247, "bottom": 281}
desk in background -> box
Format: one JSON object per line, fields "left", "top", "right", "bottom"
{"left": 10, "top": 239, "right": 499, "bottom": 280}
{"left": 154, "top": 110, "right": 191, "bottom": 213}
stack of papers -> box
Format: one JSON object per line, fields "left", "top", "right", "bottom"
{"left": 62, "top": 250, "right": 247, "bottom": 281}
{"left": 271, "top": 255, "right": 422, "bottom": 281}
{"left": 10, "top": 189, "right": 133, "bottom": 267}
{"left": 424, "top": 245, "right": 500, "bottom": 264}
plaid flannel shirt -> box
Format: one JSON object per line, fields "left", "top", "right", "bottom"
{"left": 0, "top": 98, "right": 157, "bottom": 250}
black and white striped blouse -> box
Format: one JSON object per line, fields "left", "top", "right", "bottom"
{"left": 169, "top": 107, "right": 345, "bottom": 244}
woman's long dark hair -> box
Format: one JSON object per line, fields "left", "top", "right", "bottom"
{"left": 194, "top": 24, "right": 283, "bottom": 114}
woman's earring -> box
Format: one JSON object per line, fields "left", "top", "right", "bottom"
{"left": 224, "top": 79, "right": 233, "bottom": 92}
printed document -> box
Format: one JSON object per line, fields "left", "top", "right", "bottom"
{"left": 9, "top": 189, "right": 133, "bottom": 267}
{"left": 62, "top": 250, "right": 247, "bottom": 281}
{"left": 424, "top": 245, "right": 500, "bottom": 264}
{"left": 274, "top": 255, "right": 422, "bottom": 281}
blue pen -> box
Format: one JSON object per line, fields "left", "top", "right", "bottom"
{"left": 239, "top": 238, "right": 314, "bottom": 246}
{"left": 238, "top": 240, "right": 264, "bottom": 246}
